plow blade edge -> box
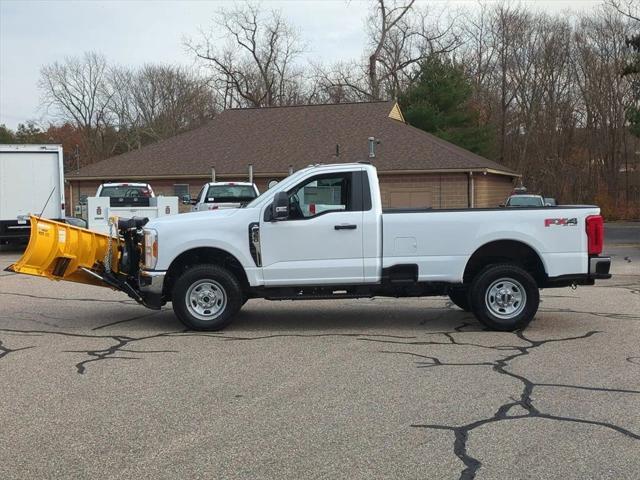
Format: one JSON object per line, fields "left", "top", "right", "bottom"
{"left": 5, "top": 216, "right": 119, "bottom": 288}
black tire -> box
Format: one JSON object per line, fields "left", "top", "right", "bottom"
{"left": 469, "top": 264, "right": 539, "bottom": 331}
{"left": 172, "top": 264, "right": 243, "bottom": 331}
{"left": 448, "top": 288, "right": 471, "bottom": 312}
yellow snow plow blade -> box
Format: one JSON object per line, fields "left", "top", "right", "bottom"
{"left": 6, "top": 216, "right": 120, "bottom": 288}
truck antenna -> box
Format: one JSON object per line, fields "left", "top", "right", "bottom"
{"left": 38, "top": 187, "right": 56, "bottom": 219}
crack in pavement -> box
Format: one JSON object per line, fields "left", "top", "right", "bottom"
{"left": 377, "top": 327, "right": 640, "bottom": 479}
{"left": 0, "top": 327, "right": 183, "bottom": 375}
{"left": 0, "top": 327, "right": 420, "bottom": 375}
{"left": 0, "top": 291, "right": 136, "bottom": 305}
{"left": 0, "top": 338, "right": 34, "bottom": 360}
{"left": 598, "top": 282, "right": 640, "bottom": 295}
{"left": 91, "top": 311, "right": 165, "bottom": 330}
{"left": 64, "top": 334, "right": 181, "bottom": 374}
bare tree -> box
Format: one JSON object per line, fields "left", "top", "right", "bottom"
{"left": 108, "top": 64, "right": 216, "bottom": 153}
{"left": 186, "top": 3, "right": 305, "bottom": 108}
{"left": 39, "top": 52, "right": 114, "bottom": 159}
{"left": 573, "top": 6, "right": 635, "bottom": 203}
{"left": 367, "top": 0, "right": 416, "bottom": 99}
{"left": 316, "top": 0, "right": 459, "bottom": 101}
{"left": 607, "top": 0, "right": 640, "bottom": 22}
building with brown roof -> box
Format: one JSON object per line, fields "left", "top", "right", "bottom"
{"left": 66, "top": 101, "right": 519, "bottom": 212}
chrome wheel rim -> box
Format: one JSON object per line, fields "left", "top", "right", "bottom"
{"left": 485, "top": 278, "right": 526, "bottom": 320}
{"left": 186, "top": 279, "right": 227, "bottom": 321}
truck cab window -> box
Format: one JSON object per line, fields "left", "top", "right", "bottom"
{"left": 288, "top": 173, "right": 351, "bottom": 219}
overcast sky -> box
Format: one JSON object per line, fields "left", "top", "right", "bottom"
{"left": 0, "top": 0, "right": 602, "bottom": 129}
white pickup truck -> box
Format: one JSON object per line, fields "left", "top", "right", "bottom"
{"left": 87, "top": 182, "right": 178, "bottom": 234}
{"left": 128, "top": 162, "right": 610, "bottom": 332}
{"left": 191, "top": 182, "right": 260, "bottom": 211}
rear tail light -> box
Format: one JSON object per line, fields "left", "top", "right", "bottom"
{"left": 586, "top": 215, "right": 604, "bottom": 255}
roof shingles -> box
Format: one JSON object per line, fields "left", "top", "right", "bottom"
{"left": 68, "top": 101, "right": 517, "bottom": 179}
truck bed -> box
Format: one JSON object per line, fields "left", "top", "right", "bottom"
{"left": 382, "top": 205, "right": 595, "bottom": 214}
{"left": 381, "top": 205, "right": 600, "bottom": 283}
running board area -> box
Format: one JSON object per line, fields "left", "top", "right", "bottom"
{"left": 262, "top": 286, "right": 374, "bottom": 301}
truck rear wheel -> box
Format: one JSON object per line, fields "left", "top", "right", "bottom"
{"left": 469, "top": 264, "right": 539, "bottom": 331}
{"left": 172, "top": 264, "right": 242, "bottom": 331}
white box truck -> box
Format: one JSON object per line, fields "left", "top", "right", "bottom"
{"left": 0, "top": 144, "right": 65, "bottom": 243}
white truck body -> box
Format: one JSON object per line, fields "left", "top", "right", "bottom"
{"left": 0, "top": 144, "right": 65, "bottom": 242}
{"left": 103, "top": 162, "right": 608, "bottom": 331}
{"left": 145, "top": 164, "right": 597, "bottom": 285}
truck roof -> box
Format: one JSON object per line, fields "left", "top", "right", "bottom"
{"left": 205, "top": 181, "right": 256, "bottom": 186}
{"left": 100, "top": 182, "right": 151, "bottom": 187}
{"left": 0, "top": 144, "right": 62, "bottom": 152}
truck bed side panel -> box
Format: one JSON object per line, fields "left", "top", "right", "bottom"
{"left": 381, "top": 207, "right": 600, "bottom": 282}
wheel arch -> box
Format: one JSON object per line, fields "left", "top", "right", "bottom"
{"left": 463, "top": 239, "right": 547, "bottom": 286}
{"left": 163, "top": 247, "right": 250, "bottom": 300}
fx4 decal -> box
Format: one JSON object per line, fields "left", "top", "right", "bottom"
{"left": 545, "top": 217, "right": 577, "bottom": 227}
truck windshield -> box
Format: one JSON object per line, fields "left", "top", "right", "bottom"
{"left": 205, "top": 185, "right": 257, "bottom": 203}
{"left": 507, "top": 196, "right": 543, "bottom": 207}
{"left": 100, "top": 186, "right": 151, "bottom": 198}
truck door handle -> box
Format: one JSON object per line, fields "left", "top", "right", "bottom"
{"left": 334, "top": 224, "right": 357, "bottom": 230}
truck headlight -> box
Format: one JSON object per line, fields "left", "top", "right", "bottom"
{"left": 143, "top": 228, "right": 158, "bottom": 269}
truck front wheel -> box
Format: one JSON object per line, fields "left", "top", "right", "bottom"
{"left": 172, "top": 264, "right": 243, "bottom": 331}
{"left": 469, "top": 264, "right": 539, "bottom": 331}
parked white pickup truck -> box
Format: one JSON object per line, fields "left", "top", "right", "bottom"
{"left": 191, "top": 182, "right": 260, "bottom": 211}
{"left": 87, "top": 182, "right": 178, "bottom": 235}
{"left": 126, "top": 162, "right": 610, "bottom": 332}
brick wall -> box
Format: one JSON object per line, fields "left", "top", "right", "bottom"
{"left": 474, "top": 174, "right": 515, "bottom": 208}
{"left": 378, "top": 173, "right": 469, "bottom": 209}
{"left": 67, "top": 171, "right": 516, "bottom": 215}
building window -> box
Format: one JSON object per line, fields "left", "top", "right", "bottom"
{"left": 174, "top": 184, "right": 189, "bottom": 199}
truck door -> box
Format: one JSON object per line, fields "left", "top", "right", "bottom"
{"left": 260, "top": 170, "right": 366, "bottom": 286}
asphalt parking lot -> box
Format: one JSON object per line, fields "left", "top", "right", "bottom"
{"left": 1, "top": 226, "right": 639, "bottom": 479}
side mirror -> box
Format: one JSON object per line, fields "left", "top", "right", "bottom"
{"left": 499, "top": 204, "right": 505, "bottom": 208}
{"left": 181, "top": 194, "right": 191, "bottom": 205}
{"left": 272, "top": 191, "right": 289, "bottom": 221}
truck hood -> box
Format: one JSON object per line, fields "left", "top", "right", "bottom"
{"left": 146, "top": 208, "right": 241, "bottom": 229}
